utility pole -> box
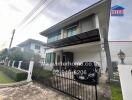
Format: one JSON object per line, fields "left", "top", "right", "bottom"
{"left": 9, "top": 29, "right": 15, "bottom": 49}
{"left": 6, "top": 29, "right": 15, "bottom": 65}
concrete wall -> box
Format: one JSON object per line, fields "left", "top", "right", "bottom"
{"left": 79, "top": 15, "right": 95, "bottom": 33}
{"left": 71, "top": 44, "right": 102, "bottom": 69}
{"left": 73, "top": 50, "right": 101, "bottom": 64}
{"left": 118, "top": 65, "right": 132, "bottom": 100}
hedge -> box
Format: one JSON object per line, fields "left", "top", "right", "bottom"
{"left": 0, "top": 67, "right": 27, "bottom": 81}
{"left": 32, "top": 67, "right": 53, "bottom": 78}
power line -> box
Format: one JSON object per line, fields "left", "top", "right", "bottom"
{"left": 17, "top": 0, "right": 47, "bottom": 28}
{"left": 18, "top": 0, "right": 54, "bottom": 30}
{"left": 8, "top": 0, "right": 49, "bottom": 49}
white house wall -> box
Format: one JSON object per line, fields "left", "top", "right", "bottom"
{"left": 46, "top": 42, "right": 103, "bottom": 69}
{"left": 61, "top": 44, "right": 103, "bottom": 70}
{"left": 30, "top": 43, "right": 46, "bottom": 59}
{"left": 79, "top": 15, "right": 95, "bottom": 33}
{"left": 74, "top": 50, "right": 100, "bottom": 63}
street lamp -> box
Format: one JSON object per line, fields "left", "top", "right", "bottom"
{"left": 117, "top": 49, "right": 126, "bottom": 64}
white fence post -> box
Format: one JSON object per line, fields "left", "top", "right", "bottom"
{"left": 12, "top": 60, "right": 15, "bottom": 67}
{"left": 27, "top": 61, "right": 34, "bottom": 82}
{"left": 8, "top": 60, "right": 10, "bottom": 67}
{"left": 18, "top": 61, "right": 22, "bottom": 69}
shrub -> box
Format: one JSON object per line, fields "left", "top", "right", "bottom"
{"left": 0, "top": 67, "right": 27, "bottom": 81}
{"left": 32, "top": 66, "right": 53, "bottom": 86}
{"left": 21, "top": 62, "right": 29, "bottom": 70}
{"left": 32, "top": 67, "right": 53, "bottom": 79}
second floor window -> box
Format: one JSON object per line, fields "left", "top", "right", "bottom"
{"left": 47, "top": 31, "right": 61, "bottom": 43}
{"left": 67, "top": 26, "right": 77, "bottom": 37}
{"left": 35, "top": 45, "right": 40, "bottom": 50}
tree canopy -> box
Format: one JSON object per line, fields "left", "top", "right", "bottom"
{"left": 0, "top": 48, "right": 41, "bottom": 62}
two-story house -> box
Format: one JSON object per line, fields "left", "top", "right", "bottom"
{"left": 40, "top": 0, "right": 112, "bottom": 78}
{"left": 18, "top": 39, "right": 47, "bottom": 62}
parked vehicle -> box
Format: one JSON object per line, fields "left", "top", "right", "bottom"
{"left": 74, "top": 62, "right": 100, "bottom": 85}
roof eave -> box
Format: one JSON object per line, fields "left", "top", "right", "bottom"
{"left": 40, "top": 0, "right": 111, "bottom": 37}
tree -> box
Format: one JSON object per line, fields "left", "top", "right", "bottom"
{"left": 9, "top": 48, "right": 35, "bottom": 62}
{"left": 22, "top": 49, "right": 34, "bottom": 61}
{"left": 0, "top": 47, "right": 41, "bottom": 63}
{"left": 0, "top": 48, "right": 8, "bottom": 60}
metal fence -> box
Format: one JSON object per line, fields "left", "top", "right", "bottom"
{"left": 30, "top": 62, "right": 99, "bottom": 100}
{"left": 111, "top": 61, "right": 120, "bottom": 84}
{"left": 52, "top": 69, "right": 98, "bottom": 100}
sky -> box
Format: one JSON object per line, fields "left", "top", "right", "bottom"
{"left": 0, "top": 0, "right": 131, "bottom": 50}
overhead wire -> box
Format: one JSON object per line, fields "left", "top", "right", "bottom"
{"left": 17, "top": 0, "right": 48, "bottom": 28}
{"left": 22, "top": 0, "right": 54, "bottom": 28}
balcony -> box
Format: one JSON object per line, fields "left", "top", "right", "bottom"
{"left": 47, "top": 29, "right": 100, "bottom": 48}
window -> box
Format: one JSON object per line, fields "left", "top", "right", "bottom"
{"left": 47, "top": 31, "right": 61, "bottom": 43}
{"left": 45, "top": 53, "right": 56, "bottom": 64}
{"left": 35, "top": 45, "right": 40, "bottom": 50}
{"left": 67, "top": 26, "right": 77, "bottom": 37}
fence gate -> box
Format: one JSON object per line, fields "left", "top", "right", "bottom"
{"left": 52, "top": 64, "right": 98, "bottom": 100}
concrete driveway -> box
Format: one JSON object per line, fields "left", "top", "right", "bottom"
{"left": 0, "top": 82, "right": 73, "bottom": 100}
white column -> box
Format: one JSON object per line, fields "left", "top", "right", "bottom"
{"left": 104, "top": 41, "right": 113, "bottom": 80}
{"left": 18, "top": 61, "right": 22, "bottom": 69}
{"left": 8, "top": 60, "right": 10, "bottom": 67}
{"left": 100, "top": 42, "right": 107, "bottom": 73}
{"left": 12, "top": 61, "right": 15, "bottom": 67}
{"left": 95, "top": 15, "right": 99, "bottom": 29}
{"left": 27, "top": 61, "right": 34, "bottom": 82}
{"left": 100, "top": 50, "right": 107, "bottom": 73}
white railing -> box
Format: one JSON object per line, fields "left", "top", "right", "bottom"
{"left": 8, "top": 60, "right": 34, "bottom": 82}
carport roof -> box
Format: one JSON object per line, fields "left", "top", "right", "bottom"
{"left": 46, "top": 29, "right": 100, "bottom": 48}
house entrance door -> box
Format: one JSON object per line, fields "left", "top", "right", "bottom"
{"left": 62, "top": 52, "right": 73, "bottom": 63}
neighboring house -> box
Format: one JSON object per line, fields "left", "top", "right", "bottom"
{"left": 109, "top": 41, "right": 132, "bottom": 65}
{"left": 9, "top": 47, "right": 21, "bottom": 52}
{"left": 18, "top": 39, "right": 47, "bottom": 62}
{"left": 40, "top": 0, "right": 112, "bottom": 74}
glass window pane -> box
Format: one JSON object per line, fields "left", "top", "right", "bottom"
{"left": 67, "top": 26, "right": 77, "bottom": 37}
{"left": 47, "top": 31, "right": 61, "bottom": 43}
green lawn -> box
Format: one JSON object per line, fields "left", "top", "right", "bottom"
{"left": 111, "top": 84, "right": 123, "bottom": 100}
{"left": 0, "top": 70, "right": 15, "bottom": 84}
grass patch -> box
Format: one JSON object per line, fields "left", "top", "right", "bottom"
{"left": 111, "top": 84, "right": 123, "bottom": 100}
{"left": 0, "top": 70, "right": 15, "bottom": 84}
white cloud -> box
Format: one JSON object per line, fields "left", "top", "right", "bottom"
{"left": 0, "top": 0, "right": 132, "bottom": 51}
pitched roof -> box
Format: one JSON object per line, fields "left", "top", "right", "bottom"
{"left": 112, "top": 5, "right": 124, "bottom": 10}
{"left": 40, "top": 0, "right": 111, "bottom": 37}
{"left": 17, "top": 39, "right": 46, "bottom": 47}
